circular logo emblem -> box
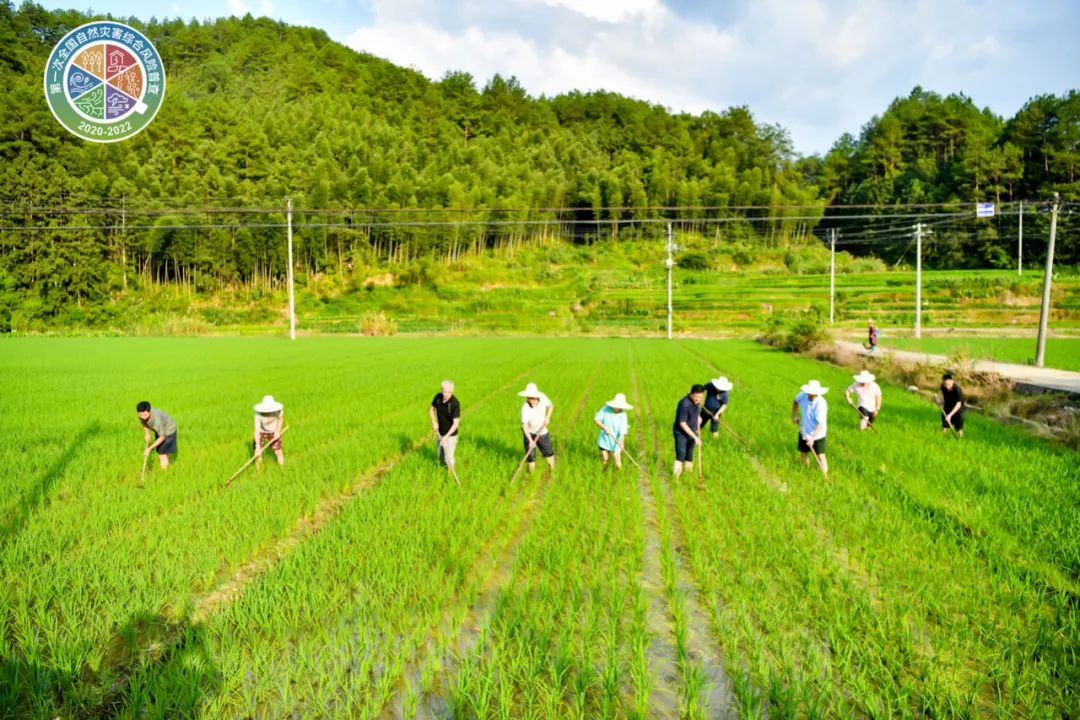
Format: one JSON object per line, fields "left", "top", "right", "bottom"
{"left": 43, "top": 21, "right": 166, "bottom": 143}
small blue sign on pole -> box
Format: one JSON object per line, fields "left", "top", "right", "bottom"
{"left": 976, "top": 202, "right": 995, "bottom": 218}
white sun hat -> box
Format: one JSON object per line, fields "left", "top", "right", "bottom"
{"left": 605, "top": 393, "right": 634, "bottom": 410}
{"left": 254, "top": 394, "right": 284, "bottom": 413}
{"left": 517, "top": 382, "right": 544, "bottom": 398}
{"left": 853, "top": 371, "right": 876, "bottom": 384}
{"left": 800, "top": 380, "right": 829, "bottom": 395}
{"left": 710, "top": 376, "right": 734, "bottom": 391}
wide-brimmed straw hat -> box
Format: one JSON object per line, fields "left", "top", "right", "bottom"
{"left": 853, "top": 371, "right": 876, "bottom": 384}
{"left": 800, "top": 380, "right": 828, "bottom": 395}
{"left": 254, "top": 394, "right": 283, "bottom": 413}
{"left": 710, "top": 376, "right": 734, "bottom": 391}
{"left": 517, "top": 382, "right": 544, "bottom": 398}
{"left": 605, "top": 393, "right": 633, "bottom": 410}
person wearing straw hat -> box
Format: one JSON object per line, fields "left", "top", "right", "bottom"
{"left": 673, "top": 384, "right": 705, "bottom": 478}
{"left": 845, "top": 371, "right": 882, "bottom": 432}
{"left": 792, "top": 380, "right": 828, "bottom": 473}
{"left": 429, "top": 380, "right": 461, "bottom": 473}
{"left": 700, "top": 376, "right": 733, "bottom": 437}
{"left": 518, "top": 382, "right": 555, "bottom": 473}
{"left": 136, "top": 401, "right": 177, "bottom": 469}
{"left": 253, "top": 395, "right": 285, "bottom": 468}
{"left": 594, "top": 393, "right": 633, "bottom": 469}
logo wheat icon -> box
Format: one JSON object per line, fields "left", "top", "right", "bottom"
{"left": 43, "top": 20, "right": 165, "bottom": 142}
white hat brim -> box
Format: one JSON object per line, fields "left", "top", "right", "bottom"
{"left": 606, "top": 400, "right": 633, "bottom": 410}
{"left": 518, "top": 390, "right": 541, "bottom": 398}
{"left": 255, "top": 402, "right": 283, "bottom": 413}
{"left": 800, "top": 385, "right": 828, "bottom": 395}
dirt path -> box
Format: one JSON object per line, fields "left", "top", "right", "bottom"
{"left": 632, "top": 356, "right": 738, "bottom": 720}
{"left": 837, "top": 340, "right": 1080, "bottom": 394}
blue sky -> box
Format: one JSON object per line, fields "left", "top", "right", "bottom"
{"left": 38, "top": 0, "right": 1080, "bottom": 156}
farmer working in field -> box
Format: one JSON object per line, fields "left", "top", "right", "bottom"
{"left": 792, "top": 380, "right": 828, "bottom": 474}
{"left": 429, "top": 380, "right": 461, "bottom": 474}
{"left": 253, "top": 395, "right": 285, "bottom": 467}
{"left": 673, "top": 384, "right": 705, "bottom": 478}
{"left": 136, "top": 401, "right": 177, "bottom": 469}
{"left": 844, "top": 371, "right": 882, "bottom": 432}
{"left": 867, "top": 320, "right": 879, "bottom": 353}
{"left": 519, "top": 382, "right": 555, "bottom": 473}
{"left": 700, "top": 376, "right": 733, "bottom": 437}
{"left": 594, "top": 392, "right": 632, "bottom": 469}
{"left": 940, "top": 372, "right": 965, "bottom": 437}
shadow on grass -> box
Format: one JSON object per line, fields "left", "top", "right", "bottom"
{"left": 2, "top": 611, "right": 220, "bottom": 720}
{"left": 0, "top": 421, "right": 101, "bottom": 547}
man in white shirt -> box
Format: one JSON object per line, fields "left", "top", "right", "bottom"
{"left": 844, "top": 371, "right": 882, "bottom": 432}
{"left": 791, "top": 379, "right": 828, "bottom": 475}
{"left": 518, "top": 382, "right": 555, "bottom": 473}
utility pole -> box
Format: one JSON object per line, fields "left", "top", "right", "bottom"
{"left": 666, "top": 222, "right": 674, "bottom": 340}
{"left": 1017, "top": 200, "right": 1023, "bottom": 276}
{"left": 1035, "top": 193, "right": 1060, "bottom": 367}
{"left": 121, "top": 194, "right": 127, "bottom": 290}
{"left": 914, "top": 222, "right": 922, "bottom": 339}
{"left": 287, "top": 198, "right": 296, "bottom": 341}
{"left": 829, "top": 228, "right": 836, "bottom": 325}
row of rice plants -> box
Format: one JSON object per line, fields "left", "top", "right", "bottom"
{"left": 0, "top": 337, "right": 558, "bottom": 716}
{"left": 656, "top": 339, "right": 1078, "bottom": 715}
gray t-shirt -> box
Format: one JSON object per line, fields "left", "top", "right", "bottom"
{"left": 144, "top": 408, "right": 177, "bottom": 437}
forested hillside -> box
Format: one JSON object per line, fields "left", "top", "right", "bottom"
{"left": 0, "top": 2, "right": 1077, "bottom": 330}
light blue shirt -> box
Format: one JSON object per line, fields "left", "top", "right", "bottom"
{"left": 595, "top": 406, "right": 629, "bottom": 451}
{"left": 795, "top": 392, "right": 828, "bottom": 440}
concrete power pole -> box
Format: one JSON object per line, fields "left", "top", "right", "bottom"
{"left": 1035, "top": 193, "right": 1060, "bottom": 368}
{"left": 829, "top": 228, "right": 836, "bottom": 325}
{"left": 914, "top": 222, "right": 923, "bottom": 339}
{"left": 287, "top": 198, "right": 296, "bottom": 341}
{"left": 666, "top": 222, "right": 674, "bottom": 340}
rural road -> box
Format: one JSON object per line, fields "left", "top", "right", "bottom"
{"left": 836, "top": 341, "right": 1080, "bottom": 395}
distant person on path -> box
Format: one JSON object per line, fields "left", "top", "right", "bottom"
{"left": 940, "top": 372, "right": 965, "bottom": 437}
{"left": 844, "top": 371, "right": 882, "bottom": 432}
{"left": 519, "top": 382, "right": 555, "bottom": 473}
{"left": 700, "top": 376, "right": 733, "bottom": 437}
{"left": 429, "top": 380, "right": 461, "bottom": 474}
{"left": 867, "top": 320, "right": 879, "bottom": 353}
{"left": 594, "top": 393, "right": 632, "bottom": 469}
{"left": 673, "top": 384, "right": 705, "bottom": 478}
{"left": 792, "top": 380, "right": 828, "bottom": 474}
{"left": 137, "top": 401, "right": 176, "bottom": 469}
{"left": 254, "top": 395, "right": 285, "bottom": 467}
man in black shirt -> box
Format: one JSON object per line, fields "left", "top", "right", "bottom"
{"left": 429, "top": 380, "right": 461, "bottom": 472}
{"left": 940, "top": 372, "right": 964, "bottom": 437}
{"left": 673, "top": 384, "right": 705, "bottom": 478}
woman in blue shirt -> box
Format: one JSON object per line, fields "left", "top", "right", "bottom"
{"left": 594, "top": 393, "right": 633, "bottom": 469}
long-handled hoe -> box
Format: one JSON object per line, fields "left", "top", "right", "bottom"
{"left": 509, "top": 433, "right": 540, "bottom": 483}
{"left": 942, "top": 410, "right": 960, "bottom": 439}
{"left": 601, "top": 429, "right": 646, "bottom": 475}
{"left": 225, "top": 426, "right": 290, "bottom": 485}
{"left": 139, "top": 446, "right": 150, "bottom": 485}
{"left": 436, "top": 432, "right": 461, "bottom": 486}
{"left": 806, "top": 438, "right": 828, "bottom": 478}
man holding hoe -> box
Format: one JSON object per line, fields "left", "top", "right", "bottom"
{"left": 519, "top": 382, "right": 555, "bottom": 473}
{"left": 429, "top": 380, "right": 461, "bottom": 475}
{"left": 673, "top": 384, "right": 705, "bottom": 479}
{"left": 136, "top": 401, "right": 176, "bottom": 470}
{"left": 844, "top": 371, "right": 882, "bottom": 432}
{"left": 700, "top": 376, "right": 733, "bottom": 437}
{"left": 792, "top": 380, "right": 828, "bottom": 475}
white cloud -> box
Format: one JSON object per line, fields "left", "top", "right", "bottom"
{"left": 342, "top": 0, "right": 1079, "bottom": 155}
{"left": 226, "top": 0, "right": 249, "bottom": 17}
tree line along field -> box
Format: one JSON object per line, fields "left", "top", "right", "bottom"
{"left": 1, "top": 337, "right": 1077, "bottom": 719}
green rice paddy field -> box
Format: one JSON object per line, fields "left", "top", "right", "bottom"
{"left": 1, "top": 337, "right": 1078, "bottom": 719}
{"left": 878, "top": 336, "right": 1080, "bottom": 372}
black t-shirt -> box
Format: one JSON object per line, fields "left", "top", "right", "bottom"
{"left": 703, "top": 383, "right": 729, "bottom": 411}
{"left": 673, "top": 396, "right": 699, "bottom": 436}
{"left": 431, "top": 394, "right": 461, "bottom": 435}
{"left": 941, "top": 384, "right": 964, "bottom": 414}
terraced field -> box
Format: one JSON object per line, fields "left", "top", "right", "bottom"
{"left": 1, "top": 337, "right": 1077, "bottom": 718}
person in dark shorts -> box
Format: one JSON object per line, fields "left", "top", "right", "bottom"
{"left": 673, "top": 384, "right": 705, "bottom": 478}
{"left": 518, "top": 382, "right": 555, "bottom": 473}
{"left": 253, "top": 395, "right": 285, "bottom": 467}
{"left": 940, "top": 372, "right": 965, "bottom": 437}
{"left": 844, "top": 371, "right": 882, "bottom": 432}
{"left": 700, "top": 376, "right": 733, "bottom": 437}
{"left": 791, "top": 380, "right": 828, "bottom": 474}
{"left": 429, "top": 380, "right": 461, "bottom": 473}
{"left": 136, "top": 400, "right": 177, "bottom": 469}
